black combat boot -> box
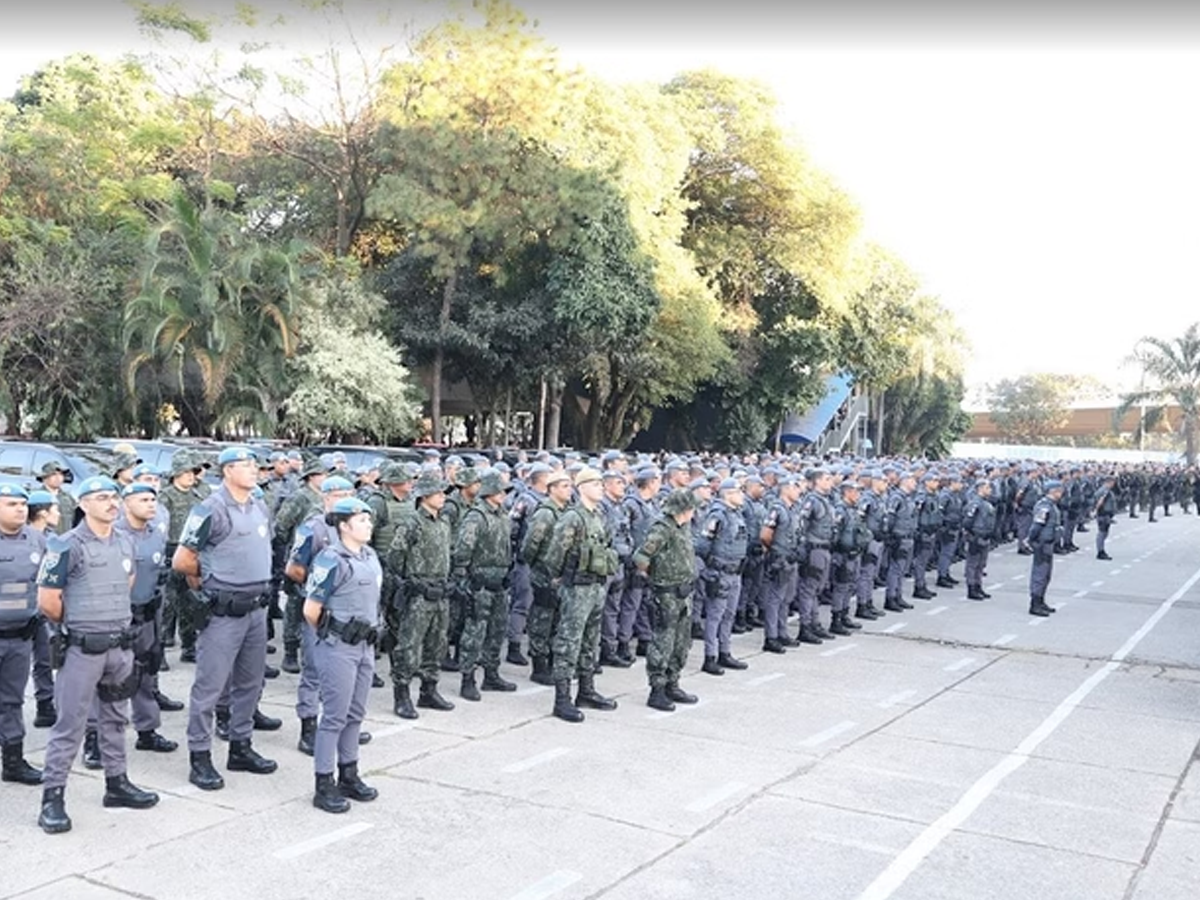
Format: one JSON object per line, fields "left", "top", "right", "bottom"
{"left": 481, "top": 668, "right": 517, "bottom": 692}
{"left": 393, "top": 683, "right": 417, "bottom": 720}
{"left": 575, "top": 674, "right": 618, "bottom": 711}
{"left": 227, "top": 739, "right": 278, "bottom": 774}
{"left": 896, "top": 597, "right": 914, "bottom": 610}
{"left": 600, "top": 643, "right": 632, "bottom": 669}
{"left": 38, "top": 786, "right": 71, "bottom": 834}
{"left": 337, "top": 762, "right": 378, "bottom": 802}
{"left": 745, "top": 606, "right": 763, "bottom": 629}
{"left": 855, "top": 603, "right": 879, "bottom": 621}
{"left": 215, "top": 706, "right": 231, "bottom": 741}
{"left": 135, "top": 730, "right": 178, "bottom": 753}
{"left": 297, "top": 717, "right": 317, "bottom": 756}
{"left": 912, "top": 587, "right": 937, "bottom": 600}
{"left": 417, "top": 680, "right": 455, "bottom": 711}
{"left": 153, "top": 690, "right": 184, "bottom": 712}
{"left": 762, "top": 637, "right": 786, "bottom": 654}
{"left": 82, "top": 728, "right": 102, "bottom": 770}
{"left": 33, "top": 697, "right": 56, "bottom": 728}
{"left": 281, "top": 643, "right": 301, "bottom": 674}
{"left": 371, "top": 672, "right": 385, "bottom": 688}
{"left": 188, "top": 750, "right": 225, "bottom": 791}
{"left": 1, "top": 742, "right": 43, "bottom": 784}
{"left": 840, "top": 610, "right": 863, "bottom": 630}
{"left": 530, "top": 655, "right": 555, "bottom": 686}
{"left": 690, "top": 620, "right": 704, "bottom": 640}
{"left": 263, "top": 663, "right": 280, "bottom": 679}
{"left": 797, "top": 623, "right": 823, "bottom": 645}
{"left": 506, "top": 641, "right": 529, "bottom": 666}
{"left": 647, "top": 685, "right": 675, "bottom": 712}
{"left": 828, "top": 613, "right": 852, "bottom": 636}
{"left": 810, "top": 619, "right": 834, "bottom": 640}
{"left": 616, "top": 640, "right": 635, "bottom": 664}
{"left": 967, "top": 586, "right": 986, "bottom": 601}
{"left": 732, "top": 610, "right": 747, "bottom": 634}
{"left": 180, "top": 646, "right": 197, "bottom": 663}
{"left": 313, "top": 772, "right": 350, "bottom": 814}
{"left": 102, "top": 773, "right": 159, "bottom": 809}
{"left": 935, "top": 576, "right": 956, "bottom": 589}
{"left": 883, "top": 597, "right": 905, "bottom": 612}
{"left": 440, "top": 648, "right": 460, "bottom": 672}
{"left": 460, "top": 670, "right": 481, "bottom": 702}
{"left": 1097, "top": 551, "right": 1113, "bottom": 561}
{"left": 701, "top": 655, "right": 725, "bottom": 676}
{"left": 552, "top": 679, "right": 584, "bottom": 723}
{"left": 635, "top": 639, "right": 650, "bottom": 657}
{"left": 718, "top": 651, "right": 748, "bottom": 670}
{"left": 665, "top": 681, "right": 698, "bottom": 705}
{"left": 253, "top": 707, "right": 283, "bottom": 731}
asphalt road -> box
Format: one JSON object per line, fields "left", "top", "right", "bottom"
{"left": 3, "top": 512, "right": 1199, "bottom": 900}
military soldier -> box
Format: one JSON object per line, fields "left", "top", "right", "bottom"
{"left": 160, "top": 451, "right": 206, "bottom": 662}
{"left": 962, "top": 479, "right": 996, "bottom": 600}
{"left": 598, "top": 470, "right": 633, "bottom": 668}
{"left": 176, "top": 447, "right": 278, "bottom": 792}
{"left": 1091, "top": 473, "right": 1119, "bottom": 561}
{"left": 304, "top": 497, "right": 381, "bottom": 814}
{"left": 634, "top": 489, "right": 700, "bottom": 712}
{"left": 37, "top": 477, "right": 159, "bottom": 834}
{"left": 374, "top": 464, "right": 417, "bottom": 716}
{"left": 541, "top": 468, "right": 619, "bottom": 723}
{"left": 521, "top": 469, "right": 573, "bottom": 686}
{"left": 35, "top": 461, "right": 77, "bottom": 534}
{"left": 386, "top": 473, "right": 454, "bottom": 720}
{"left": 275, "top": 457, "right": 328, "bottom": 674}
{"left": 1027, "top": 480, "right": 1065, "bottom": 617}
{"left": 694, "top": 478, "right": 750, "bottom": 674}
{"left": 441, "top": 467, "right": 481, "bottom": 672}
{"left": 451, "top": 472, "right": 518, "bottom": 701}
{"left": 26, "top": 490, "right": 60, "bottom": 728}
{"left": 504, "top": 463, "right": 547, "bottom": 667}
{"left": 0, "top": 485, "right": 46, "bottom": 786}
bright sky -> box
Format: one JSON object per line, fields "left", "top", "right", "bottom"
{"left": 4, "top": 1, "right": 1200, "bottom": 394}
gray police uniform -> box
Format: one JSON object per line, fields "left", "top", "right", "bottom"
{"left": 0, "top": 525, "right": 47, "bottom": 748}
{"left": 936, "top": 487, "right": 964, "bottom": 582}
{"left": 620, "top": 492, "right": 657, "bottom": 645}
{"left": 760, "top": 498, "right": 799, "bottom": 642}
{"left": 740, "top": 492, "right": 768, "bottom": 619}
{"left": 1027, "top": 496, "right": 1062, "bottom": 603}
{"left": 884, "top": 490, "right": 918, "bottom": 604}
{"left": 288, "top": 513, "right": 338, "bottom": 722}
{"left": 115, "top": 517, "right": 168, "bottom": 734}
{"left": 795, "top": 490, "right": 835, "bottom": 626}
{"left": 182, "top": 487, "right": 273, "bottom": 751}
{"left": 694, "top": 499, "right": 747, "bottom": 657}
{"left": 505, "top": 488, "right": 540, "bottom": 647}
{"left": 39, "top": 524, "right": 137, "bottom": 787}
{"left": 962, "top": 493, "right": 996, "bottom": 595}
{"left": 306, "top": 542, "right": 381, "bottom": 775}
{"left": 856, "top": 488, "right": 886, "bottom": 611}
{"left": 1093, "top": 484, "right": 1118, "bottom": 556}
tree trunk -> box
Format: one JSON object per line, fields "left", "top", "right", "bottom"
{"left": 875, "top": 389, "right": 886, "bottom": 456}
{"left": 504, "top": 386, "right": 513, "bottom": 447}
{"left": 537, "top": 376, "right": 547, "bottom": 450}
{"left": 546, "top": 378, "right": 563, "bottom": 450}
{"left": 1186, "top": 410, "right": 1196, "bottom": 466}
{"left": 430, "top": 267, "right": 458, "bottom": 445}
{"left": 335, "top": 185, "right": 350, "bottom": 258}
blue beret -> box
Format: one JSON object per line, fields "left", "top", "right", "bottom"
{"left": 131, "top": 463, "right": 160, "bottom": 479}
{"left": 27, "top": 489, "right": 55, "bottom": 506}
{"left": 718, "top": 478, "right": 740, "bottom": 492}
{"left": 528, "top": 462, "right": 552, "bottom": 477}
{"left": 601, "top": 450, "right": 623, "bottom": 463}
{"left": 330, "top": 497, "right": 372, "bottom": 516}
{"left": 664, "top": 459, "right": 688, "bottom": 473}
{"left": 321, "top": 476, "right": 355, "bottom": 494}
{"left": 0, "top": 484, "right": 29, "bottom": 500}
{"left": 217, "top": 446, "right": 256, "bottom": 466}
{"left": 635, "top": 466, "right": 661, "bottom": 483}
{"left": 122, "top": 482, "right": 157, "bottom": 498}
{"left": 287, "top": 450, "right": 303, "bottom": 460}
{"left": 76, "top": 477, "right": 120, "bottom": 498}
{"left": 1043, "top": 479, "right": 1064, "bottom": 491}
{"left": 688, "top": 477, "right": 709, "bottom": 490}
{"left": 602, "top": 469, "right": 624, "bottom": 481}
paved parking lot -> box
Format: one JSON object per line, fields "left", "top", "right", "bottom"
{"left": 3, "top": 514, "right": 1199, "bottom": 900}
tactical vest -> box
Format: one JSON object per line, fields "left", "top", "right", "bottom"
{"left": 802, "top": 493, "right": 835, "bottom": 543}
{"left": 707, "top": 501, "right": 749, "bottom": 567}
{"left": 63, "top": 531, "right": 132, "bottom": 632}
{"left": 939, "top": 490, "right": 964, "bottom": 528}
{"left": 861, "top": 492, "right": 886, "bottom": 536}
{"left": 120, "top": 521, "right": 167, "bottom": 607}
{"left": 625, "top": 493, "right": 657, "bottom": 547}
{"left": 0, "top": 526, "right": 42, "bottom": 624}
{"left": 600, "top": 495, "right": 633, "bottom": 560}
{"left": 886, "top": 493, "right": 918, "bottom": 538}
{"left": 321, "top": 544, "right": 382, "bottom": 624}
{"left": 202, "top": 493, "right": 272, "bottom": 590}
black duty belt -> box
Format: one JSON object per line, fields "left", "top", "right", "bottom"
{"left": 566, "top": 573, "right": 606, "bottom": 586}
{"left": 806, "top": 541, "right": 831, "bottom": 549}
{"left": 0, "top": 617, "right": 38, "bottom": 640}
{"left": 710, "top": 561, "right": 743, "bottom": 574}
{"left": 206, "top": 590, "right": 268, "bottom": 618}
{"left": 65, "top": 630, "right": 133, "bottom": 653}
{"left": 328, "top": 616, "right": 379, "bottom": 646}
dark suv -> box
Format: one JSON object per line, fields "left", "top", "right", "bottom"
{"left": 0, "top": 441, "right": 117, "bottom": 494}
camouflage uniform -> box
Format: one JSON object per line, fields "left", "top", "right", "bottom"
{"left": 520, "top": 495, "right": 566, "bottom": 675}
{"left": 159, "top": 459, "right": 206, "bottom": 654}
{"left": 274, "top": 483, "right": 322, "bottom": 665}
{"left": 634, "top": 495, "right": 698, "bottom": 696}
{"left": 387, "top": 502, "right": 452, "bottom": 689}
{"left": 451, "top": 487, "right": 512, "bottom": 682}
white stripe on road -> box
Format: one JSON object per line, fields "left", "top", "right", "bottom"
{"left": 1072, "top": 590, "right": 1089, "bottom": 598}
{"left": 506, "top": 871, "right": 584, "bottom": 900}
{"left": 747, "top": 672, "right": 786, "bottom": 687}
{"left": 685, "top": 780, "right": 749, "bottom": 812}
{"left": 646, "top": 701, "right": 704, "bottom": 720}
{"left": 820, "top": 642, "right": 859, "bottom": 658}
{"left": 882, "top": 622, "right": 907, "bottom": 634}
{"left": 798, "top": 720, "right": 857, "bottom": 748}
{"left": 1010, "top": 574, "right": 1024, "bottom": 581}
{"left": 369, "top": 724, "right": 414, "bottom": 740}
{"left": 985, "top": 583, "right": 1003, "bottom": 592}
{"left": 1110, "top": 569, "right": 1123, "bottom": 576}
{"left": 878, "top": 689, "right": 918, "bottom": 709}
{"left": 925, "top": 606, "right": 949, "bottom": 617}
{"left": 274, "top": 823, "right": 374, "bottom": 860}
{"left": 854, "top": 562, "right": 1200, "bottom": 900}
{"left": 1028, "top": 619, "right": 1044, "bottom": 627}
{"left": 943, "top": 657, "right": 976, "bottom": 672}
{"left": 1092, "top": 580, "right": 1105, "bottom": 587}
{"left": 516, "top": 686, "right": 552, "bottom": 697}
{"left": 992, "top": 634, "right": 1017, "bottom": 647}
{"left": 502, "top": 747, "right": 572, "bottom": 774}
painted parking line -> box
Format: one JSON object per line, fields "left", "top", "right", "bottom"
{"left": 507, "top": 871, "right": 584, "bottom": 900}
{"left": 747, "top": 672, "right": 785, "bottom": 687}
{"left": 798, "top": 720, "right": 857, "bottom": 748}
{"left": 820, "top": 642, "right": 859, "bottom": 658}
{"left": 502, "top": 747, "right": 572, "bottom": 774}
{"left": 925, "top": 606, "right": 949, "bottom": 617}
{"left": 882, "top": 622, "right": 907, "bottom": 634}
{"left": 274, "top": 822, "right": 374, "bottom": 860}
{"left": 943, "top": 657, "right": 976, "bottom": 673}
{"left": 992, "top": 634, "right": 1017, "bottom": 647}
{"left": 1110, "top": 569, "right": 1123, "bottom": 576}
{"left": 685, "top": 780, "right": 749, "bottom": 812}
{"left": 878, "top": 689, "right": 918, "bottom": 709}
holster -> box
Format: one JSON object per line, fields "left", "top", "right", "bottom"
{"left": 532, "top": 582, "right": 559, "bottom": 611}
{"left": 48, "top": 629, "right": 64, "bottom": 669}
{"left": 189, "top": 589, "right": 214, "bottom": 631}
{"left": 96, "top": 661, "right": 141, "bottom": 703}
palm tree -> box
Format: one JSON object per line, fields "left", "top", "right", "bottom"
{"left": 123, "top": 191, "right": 310, "bottom": 435}
{"left": 1116, "top": 323, "right": 1200, "bottom": 464}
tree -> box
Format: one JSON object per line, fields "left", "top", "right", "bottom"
{"left": 987, "top": 373, "right": 1073, "bottom": 445}
{"left": 1116, "top": 322, "right": 1200, "bottom": 464}
{"left": 883, "top": 372, "right": 972, "bottom": 458}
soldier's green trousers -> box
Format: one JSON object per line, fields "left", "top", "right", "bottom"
{"left": 551, "top": 582, "right": 605, "bottom": 683}
{"left": 391, "top": 596, "right": 448, "bottom": 685}
{"left": 458, "top": 587, "right": 508, "bottom": 674}
{"left": 646, "top": 590, "right": 692, "bottom": 689}
{"left": 527, "top": 580, "right": 559, "bottom": 660}
{"left": 161, "top": 569, "right": 196, "bottom": 651}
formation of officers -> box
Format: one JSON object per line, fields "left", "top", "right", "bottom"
{"left": 1, "top": 443, "right": 1192, "bottom": 831}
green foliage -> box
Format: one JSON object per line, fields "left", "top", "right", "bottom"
{"left": 883, "top": 372, "right": 971, "bottom": 458}
{"left": 987, "top": 373, "right": 1074, "bottom": 445}
{"left": 1117, "top": 323, "right": 1200, "bottom": 463}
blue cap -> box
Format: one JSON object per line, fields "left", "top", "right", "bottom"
{"left": 717, "top": 478, "right": 740, "bottom": 492}
{"left": 287, "top": 449, "right": 303, "bottom": 460}
{"left": 269, "top": 450, "right": 288, "bottom": 463}
{"left": 744, "top": 475, "right": 763, "bottom": 486}
{"left": 76, "top": 477, "right": 120, "bottom": 498}
{"left": 601, "top": 450, "right": 623, "bottom": 463}
{"left": 0, "top": 484, "right": 29, "bottom": 500}
{"left": 251, "top": 486, "right": 265, "bottom": 500}
{"left": 321, "top": 476, "right": 355, "bottom": 494}
{"left": 634, "top": 466, "right": 661, "bottom": 483}
{"left": 688, "top": 477, "right": 709, "bottom": 491}
{"left": 318, "top": 453, "right": 336, "bottom": 471}
{"left": 131, "top": 463, "right": 160, "bottom": 479}
{"left": 330, "top": 497, "right": 372, "bottom": 516}
{"left": 528, "top": 462, "right": 552, "bottom": 478}
{"left": 217, "top": 446, "right": 256, "bottom": 466}
{"left": 664, "top": 459, "right": 688, "bottom": 473}
{"left": 27, "top": 489, "right": 56, "bottom": 506}
{"left": 602, "top": 469, "right": 625, "bottom": 481}
{"left": 1043, "top": 479, "right": 1064, "bottom": 491}
{"left": 445, "top": 455, "right": 465, "bottom": 468}
{"left": 122, "top": 482, "right": 157, "bottom": 497}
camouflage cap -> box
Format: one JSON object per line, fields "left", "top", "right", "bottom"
{"left": 378, "top": 461, "right": 414, "bottom": 485}
{"left": 107, "top": 452, "right": 141, "bottom": 477}
{"left": 413, "top": 473, "right": 449, "bottom": 499}
{"left": 35, "top": 460, "right": 68, "bottom": 479}
{"left": 299, "top": 456, "right": 326, "bottom": 479}
{"left": 454, "top": 466, "right": 481, "bottom": 488}
{"left": 477, "top": 471, "right": 510, "bottom": 498}
{"left": 662, "top": 489, "right": 697, "bottom": 516}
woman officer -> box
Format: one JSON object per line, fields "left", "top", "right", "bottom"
{"left": 303, "top": 497, "right": 381, "bottom": 813}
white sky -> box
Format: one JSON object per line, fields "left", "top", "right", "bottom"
{"left": 4, "top": 1, "right": 1200, "bottom": 394}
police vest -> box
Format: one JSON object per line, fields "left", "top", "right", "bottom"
{"left": 120, "top": 521, "right": 167, "bottom": 607}
{"left": 63, "top": 531, "right": 133, "bottom": 631}
{"left": 320, "top": 543, "right": 382, "bottom": 624}
{"left": 0, "top": 526, "right": 42, "bottom": 624}
{"left": 202, "top": 495, "right": 272, "bottom": 590}
{"left": 802, "top": 493, "right": 835, "bottom": 542}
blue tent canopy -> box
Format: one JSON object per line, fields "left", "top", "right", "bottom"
{"left": 780, "top": 373, "right": 853, "bottom": 445}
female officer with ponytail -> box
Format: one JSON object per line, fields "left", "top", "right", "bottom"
{"left": 304, "top": 497, "right": 381, "bottom": 813}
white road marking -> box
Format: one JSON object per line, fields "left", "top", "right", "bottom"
{"left": 646, "top": 701, "right": 704, "bottom": 720}
{"left": 943, "top": 657, "right": 976, "bottom": 673}
{"left": 820, "top": 642, "right": 859, "bottom": 658}
{"left": 1110, "top": 569, "right": 1123, "bottom": 576}
{"left": 798, "top": 720, "right": 857, "bottom": 748}
{"left": 1010, "top": 574, "right": 1024, "bottom": 581}
{"left": 992, "top": 634, "right": 1017, "bottom": 647}
{"left": 369, "top": 724, "right": 414, "bottom": 740}
{"left": 1092, "top": 580, "right": 1105, "bottom": 587}
{"left": 166, "top": 784, "right": 203, "bottom": 797}
{"left": 507, "top": 870, "right": 584, "bottom": 900}
{"left": 747, "top": 672, "right": 785, "bottom": 687}
{"left": 925, "top": 605, "right": 949, "bottom": 616}
{"left": 878, "top": 689, "right": 918, "bottom": 709}
{"left": 502, "top": 747, "right": 572, "bottom": 774}
{"left": 685, "top": 780, "right": 749, "bottom": 812}
{"left": 882, "top": 622, "right": 907, "bottom": 634}
{"left": 985, "top": 583, "right": 1003, "bottom": 592}
{"left": 516, "top": 686, "right": 552, "bottom": 697}
{"left": 274, "top": 822, "right": 374, "bottom": 860}
{"left": 854, "top": 562, "right": 1200, "bottom": 900}
{"left": 1028, "top": 619, "right": 1044, "bottom": 627}
{"left": 1072, "top": 590, "right": 1089, "bottom": 598}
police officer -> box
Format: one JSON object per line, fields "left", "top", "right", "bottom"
{"left": 621, "top": 466, "right": 661, "bottom": 659}
{"left": 452, "top": 472, "right": 518, "bottom": 701}
{"left": 882, "top": 471, "right": 919, "bottom": 613}
{"left": 504, "top": 462, "right": 547, "bottom": 667}
{"left": 694, "top": 478, "right": 750, "bottom": 674}
{"left": 1092, "top": 473, "right": 1118, "bottom": 561}
{"left": 1027, "top": 480, "right": 1065, "bottom": 617}
{"left": 160, "top": 451, "right": 205, "bottom": 662}
{"left": 386, "top": 473, "right": 454, "bottom": 719}
{"left": 304, "top": 497, "right": 381, "bottom": 814}
{"left": 26, "top": 489, "right": 60, "bottom": 728}
{"left": 634, "top": 490, "right": 699, "bottom": 712}
{"left": 759, "top": 476, "right": 803, "bottom": 650}
{"left": 176, "top": 447, "right": 278, "bottom": 792}
{"left": 795, "top": 467, "right": 837, "bottom": 641}
{"left": 0, "top": 485, "right": 46, "bottom": 785}
{"left": 36, "top": 477, "right": 158, "bottom": 834}
{"left": 738, "top": 475, "right": 769, "bottom": 631}
{"left": 935, "top": 473, "right": 965, "bottom": 589}
{"left": 521, "top": 469, "right": 573, "bottom": 686}
{"left": 911, "top": 472, "right": 943, "bottom": 600}
{"left": 962, "top": 479, "right": 996, "bottom": 600}
{"left": 829, "top": 479, "right": 868, "bottom": 635}
{"left": 542, "top": 468, "right": 620, "bottom": 723}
